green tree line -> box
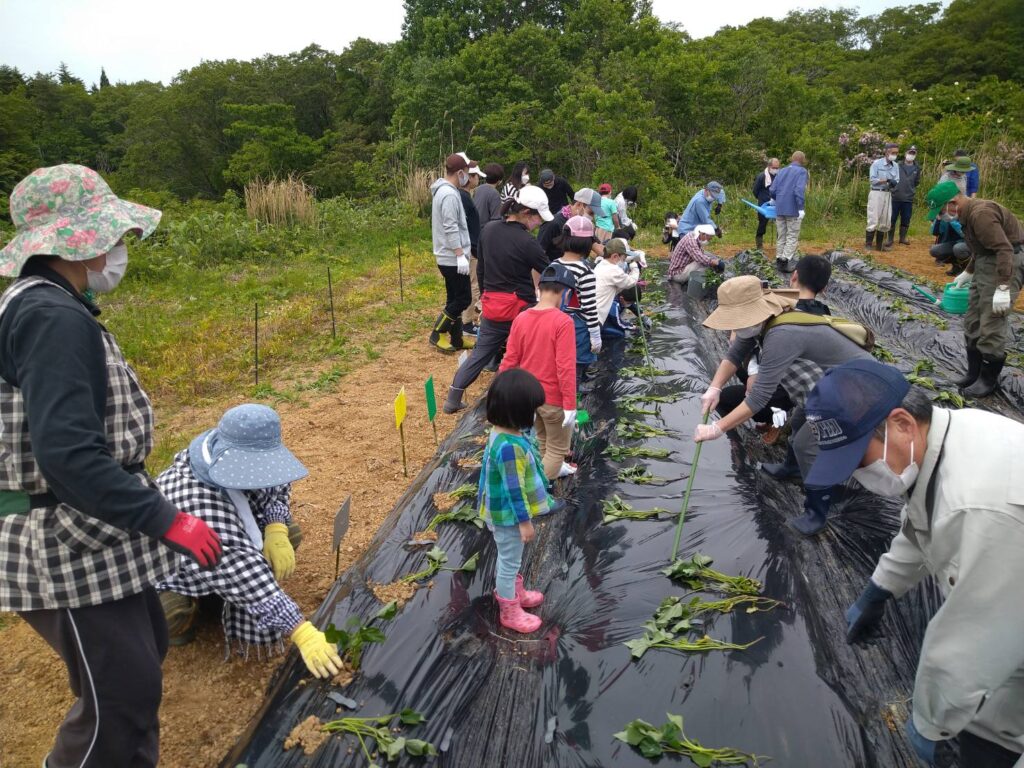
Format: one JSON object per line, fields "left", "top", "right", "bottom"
{"left": 1, "top": 0, "right": 1023, "bottom": 220}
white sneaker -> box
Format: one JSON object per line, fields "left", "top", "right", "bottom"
{"left": 557, "top": 462, "right": 578, "bottom": 478}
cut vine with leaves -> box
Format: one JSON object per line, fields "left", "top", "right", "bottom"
{"left": 617, "top": 465, "right": 668, "bottom": 485}
{"left": 615, "top": 713, "right": 765, "bottom": 765}
{"left": 399, "top": 547, "right": 479, "bottom": 585}
{"left": 324, "top": 600, "right": 399, "bottom": 672}
{"left": 320, "top": 708, "right": 437, "bottom": 766}
{"left": 662, "top": 554, "right": 763, "bottom": 596}
{"left": 601, "top": 495, "right": 671, "bottom": 524}
{"left": 604, "top": 444, "right": 672, "bottom": 461}
{"left": 616, "top": 422, "right": 671, "bottom": 440}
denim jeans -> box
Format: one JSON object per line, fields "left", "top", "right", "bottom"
{"left": 492, "top": 523, "right": 524, "bottom": 600}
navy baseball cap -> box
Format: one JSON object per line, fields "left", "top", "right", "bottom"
{"left": 803, "top": 359, "right": 910, "bottom": 488}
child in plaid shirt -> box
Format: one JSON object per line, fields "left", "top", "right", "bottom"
{"left": 478, "top": 369, "right": 551, "bottom": 633}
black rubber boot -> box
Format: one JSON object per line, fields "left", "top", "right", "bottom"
{"left": 776, "top": 257, "right": 795, "bottom": 273}
{"left": 450, "top": 318, "right": 475, "bottom": 350}
{"left": 963, "top": 354, "right": 1005, "bottom": 398}
{"left": 789, "top": 486, "right": 834, "bottom": 536}
{"left": 885, "top": 229, "right": 895, "bottom": 249}
{"left": 865, "top": 230, "right": 874, "bottom": 251}
{"left": 955, "top": 345, "right": 983, "bottom": 388}
{"left": 898, "top": 226, "right": 910, "bottom": 245}
{"left": 442, "top": 386, "right": 466, "bottom": 414}
{"left": 876, "top": 230, "right": 891, "bottom": 251}
{"left": 429, "top": 312, "right": 455, "bottom": 352}
{"left": 759, "top": 444, "right": 801, "bottom": 481}
{"left": 755, "top": 235, "right": 763, "bottom": 250}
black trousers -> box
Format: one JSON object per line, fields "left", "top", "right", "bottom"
{"left": 960, "top": 730, "right": 1021, "bottom": 768}
{"left": 755, "top": 213, "right": 770, "bottom": 239}
{"left": 717, "top": 382, "right": 793, "bottom": 424}
{"left": 891, "top": 200, "right": 913, "bottom": 229}
{"left": 452, "top": 316, "right": 513, "bottom": 391}
{"left": 438, "top": 264, "right": 472, "bottom": 320}
{"left": 21, "top": 588, "right": 168, "bottom": 768}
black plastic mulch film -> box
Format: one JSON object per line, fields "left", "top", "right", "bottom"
{"left": 222, "top": 253, "right": 1022, "bottom": 768}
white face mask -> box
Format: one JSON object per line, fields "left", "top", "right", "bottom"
{"left": 86, "top": 243, "right": 128, "bottom": 294}
{"left": 905, "top": 154, "right": 916, "bottom": 163}
{"left": 457, "top": 170, "right": 469, "bottom": 187}
{"left": 888, "top": 153, "right": 898, "bottom": 162}
{"left": 735, "top": 324, "right": 762, "bottom": 339}
{"left": 521, "top": 173, "right": 530, "bottom": 185}
{"left": 852, "top": 422, "right": 919, "bottom": 497}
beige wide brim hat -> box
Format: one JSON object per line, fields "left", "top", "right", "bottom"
{"left": 704, "top": 275, "right": 792, "bottom": 330}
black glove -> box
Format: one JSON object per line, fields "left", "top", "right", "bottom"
{"left": 713, "top": 260, "right": 726, "bottom": 273}
{"left": 714, "top": 226, "right": 723, "bottom": 239}
{"left": 713, "top": 203, "right": 723, "bottom": 216}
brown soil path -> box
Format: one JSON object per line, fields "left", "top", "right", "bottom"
{"left": 0, "top": 336, "right": 493, "bottom": 768}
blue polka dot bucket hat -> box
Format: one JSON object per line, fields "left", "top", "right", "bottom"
{"left": 188, "top": 404, "right": 307, "bottom": 490}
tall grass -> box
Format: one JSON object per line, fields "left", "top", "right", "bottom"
{"left": 244, "top": 175, "right": 318, "bottom": 227}
{"left": 397, "top": 167, "right": 434, "bottom": 218}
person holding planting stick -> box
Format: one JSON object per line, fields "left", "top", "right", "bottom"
{"left": 803, "top": 359, "right": 1024, "bottom": 768}
{"left": 0, "top": 164, "right": 222, "bottom": 768}
{"left": 156, "top": 404, "right": 344, "bottom": 680}
{"left": 692, "top": 275, "right": 873, "bottom": 535}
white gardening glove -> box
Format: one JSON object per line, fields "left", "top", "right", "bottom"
{"left": 694, "top": 422, "right": 724, "bottom": 442}
{"left": 993, "top": 285, "right": 1012, "bottom": 315}
{"left": 747, "top": 359, "right": 760, "bottom": 376}
{"left": 700, "top": 386, "right": 721, "bottom": 416}
{"left": 590, "top": 331, "right": 602, "bottom": 355}
{"left": 770, "top": 407, "right": 788, "bottom": 429}
{"left": 635, "top": 249, "right": 648, "bottom": 268}
{"left": 798, "top": 210, "right": 805, "bottom": 220}
{"left": 952, "top": 271, "right": 972, "bottom": 289}
{"left": 562, "top": 409, "right": 577, "bottom": 428}
{"left": 456, "top": 255, "right": 470, "bottom": 275}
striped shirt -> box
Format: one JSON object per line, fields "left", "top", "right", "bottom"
{"left": 555, "top": 256, "right": 601, "bottom": 345}
{"left": 478, "top": 432, "right": 550, "bottom": 527}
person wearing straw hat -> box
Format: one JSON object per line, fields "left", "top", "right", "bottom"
{"left": 925, "top": 180, "right": 1024, "bottom": 397}
{"left": 0, "top": 164, "right": 222, "bottom": 768}
{"left": 155, "top": 404, "right": 343, "bottom": 680}
{"left": 802, "top": 359, "right": 1024, "bottom": 768}
{"left": 692, "top": 275, "right": 872, "bottom": 535}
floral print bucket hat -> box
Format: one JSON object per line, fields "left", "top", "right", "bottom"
{"left": 0, "top": 164, "right": 161, "bottom": 277}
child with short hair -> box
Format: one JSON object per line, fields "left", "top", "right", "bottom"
{"left": 792, "top": 255, "right": 832, "bottom": 315}
{"left": 478, "top": 369, "right": 550, "bottom": 634}
{"left": 594, "top": 239, "right": 641, "bottom": 338}
{"left": 500, "top": 264, "right": 578, "bottom": 480}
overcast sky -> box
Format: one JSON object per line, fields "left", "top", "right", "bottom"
{"left": 1, "top": 0, "right": 934, "bottom": 86}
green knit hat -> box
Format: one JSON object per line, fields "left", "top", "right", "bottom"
{"left": 925, "top": 180, "right": 961, "bottom": 221}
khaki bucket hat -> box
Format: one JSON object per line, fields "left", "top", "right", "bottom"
{"left": 0, "top": 164, "right": 161, "bottom": 277}
{"left": 703, "top": 275, "right": 790, "bottom": 330}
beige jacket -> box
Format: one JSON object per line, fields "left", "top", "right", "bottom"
{"left": 871, "top": 407, "right": 1024, "bottom": 757}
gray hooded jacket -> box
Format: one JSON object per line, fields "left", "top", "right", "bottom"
{"left": 431, "top": 178, "right": 471, "bottom": 267}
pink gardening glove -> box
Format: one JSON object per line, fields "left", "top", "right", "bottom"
{"left": 693, "top": 422, "right": 724, "bottom": 442}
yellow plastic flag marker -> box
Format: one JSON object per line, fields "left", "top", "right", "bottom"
{"left": 395, "top": 387, "right": 409, "bottom": 477}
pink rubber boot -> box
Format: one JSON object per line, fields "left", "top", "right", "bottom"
{"left": 515, "top": 574, "right": 544, "bottom": 609}
{"left": 495, "top": 591, "right": 542, "bottom": 633}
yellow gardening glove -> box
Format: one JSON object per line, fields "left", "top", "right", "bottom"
{"left": 262, "top": 522, "right": 295, "bottom": 581}
{"left": 291, "top": 621, "right": 343, "bottom": 679}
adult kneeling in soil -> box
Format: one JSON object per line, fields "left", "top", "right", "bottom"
{"left": 500, "top": 263, "right": 578, "bottom": 481}
{"left": 693, "top": 275, "right": 873, "bottom": 536}
{"left": 667, "top": 224, "right": 723, "bottom": 285}
{"left": 443, "top": 185, "right": 553, "bottom": 413}
{"left": 926, "top": 180, "right": 1024, "bottom": 398}
{"left": 0, "top": 164, "right": 222, "bottom": 768}
{"left": 156, "top": 404, "right": 343, "bottom": 680}
{"left": 429, "top": 153, "right": 475, "bottom": 352}
{"left": 479, "top": 369, "right": 551, "bottom": 634}
{"left": 804, "top": 359, "right": 1024, "bottom": 768}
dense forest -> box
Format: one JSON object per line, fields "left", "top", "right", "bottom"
{"left": 2, "top": 0, "right": 1023, "bottom": 218}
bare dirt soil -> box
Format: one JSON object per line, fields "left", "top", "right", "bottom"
{"left": 0, "top": 335, "right": 491, "bottom": 768}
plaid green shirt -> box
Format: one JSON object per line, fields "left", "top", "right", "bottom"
{"left": 478, "top": 431, "right": 550, "bottom": 526}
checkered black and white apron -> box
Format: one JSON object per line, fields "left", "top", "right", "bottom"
{"left": 156, "top": 451, "right": 303, "bottom": 651}
{"left": 0, "top": 277, "right": 176, "bottom": 611}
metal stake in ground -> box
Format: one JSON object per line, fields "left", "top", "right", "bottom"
{"left": 671, "top": 410, "right": 710, "bottom": 561}
{"left": 327, "top": 266, "right": 337, "bottom": 339}
{"left": 254, "top": 301, "right": 259, "bottom": 388}
{"left": 398, "top": 244, "right": 405, "bottom": 302}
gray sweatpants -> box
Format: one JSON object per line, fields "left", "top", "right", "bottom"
{"left": 20, "top": 588, "right": 168, "bottom": 768}
{"left": 451, "top": 316, "right": 513, "bottom": 391}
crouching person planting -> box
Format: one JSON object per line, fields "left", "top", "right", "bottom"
{"left": 156, "top": 404, "right": 343, "bottom": 679}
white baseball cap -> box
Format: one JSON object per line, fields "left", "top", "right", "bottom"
{"left": 515, "top": 184, "right": 554, "bottom": 221}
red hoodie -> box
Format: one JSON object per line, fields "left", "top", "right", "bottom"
{"left": 500, "top": 307, "right": 576, "bottom": 410}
